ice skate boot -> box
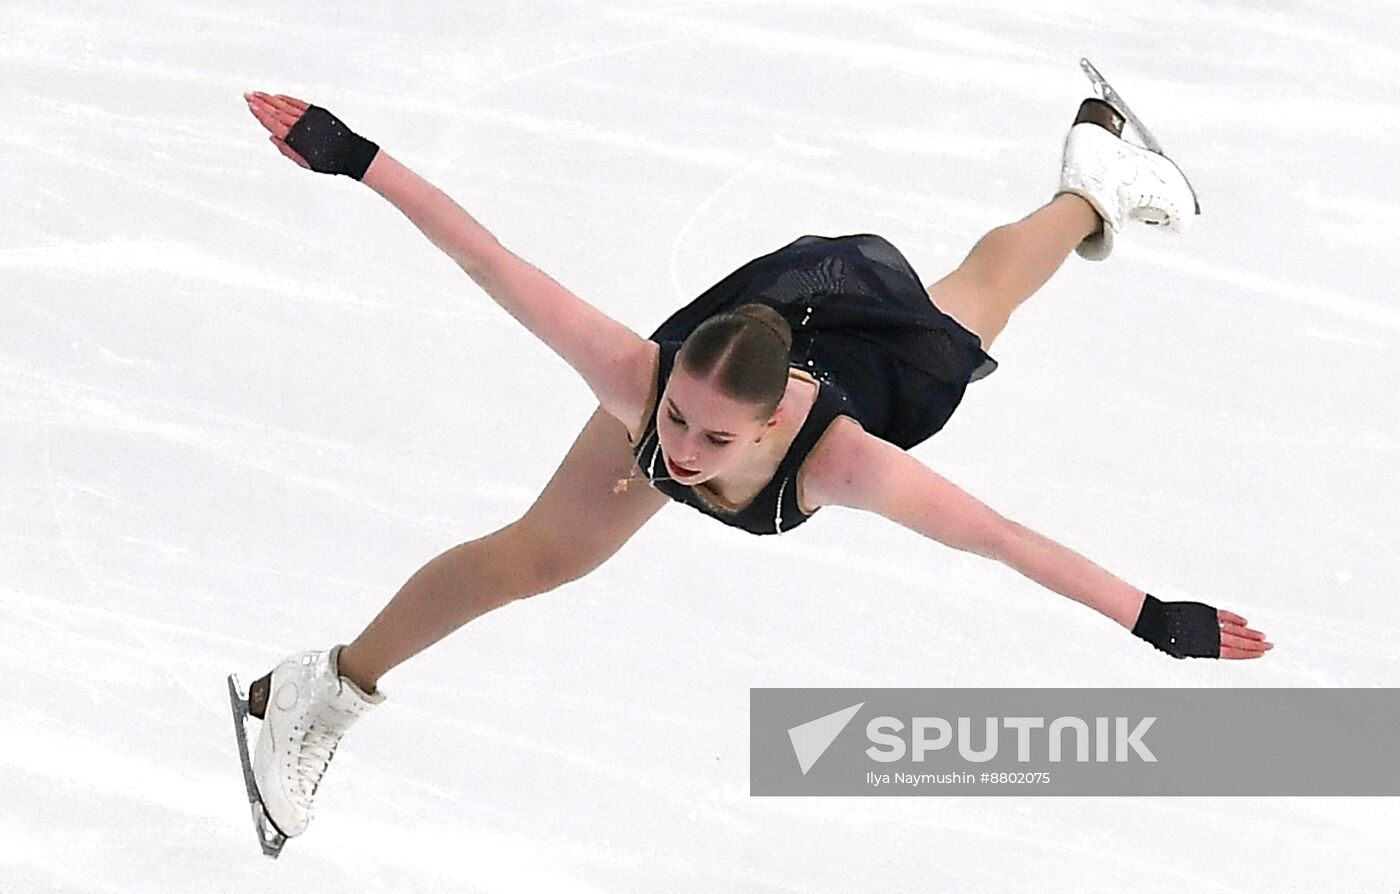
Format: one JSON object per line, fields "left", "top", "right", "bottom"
{"left": 1057, "top": 59, "right": 1201, "bottom": 261}
{"left": 228, "top": 645, "right": 383, "bottom": 855}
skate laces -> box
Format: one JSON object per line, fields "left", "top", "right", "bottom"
{"left": 1125, "top": 175, "right": 1175, "bottom": 224}
{"left": 290, "top": 694, "right": 360, "bottom": 808}
{"left": 1118, "top": 152, "right": 1178, "bottom": 224}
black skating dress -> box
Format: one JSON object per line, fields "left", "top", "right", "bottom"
{"left": 627, "top": 233, "right": 997, "bottom": 536}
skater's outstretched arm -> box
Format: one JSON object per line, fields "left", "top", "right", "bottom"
{"left": 243, "top": 92, "right": 652, "bottom": 425}
{"left": 813, "top": 426, "right": 1273, "bottom": 660}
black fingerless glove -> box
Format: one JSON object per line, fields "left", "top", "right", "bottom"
{"left": 1131, "top": 593, "right": 1221, "bottom": 659}
{"left": 284, "top": 105, "right": 380, "bottom": 180}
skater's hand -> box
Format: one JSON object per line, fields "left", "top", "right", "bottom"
{"left": 1216, "top": 608, "right": 1273, "bottom": 660}
{"left": 243, "top": 91, "right": 380, "bottom": 179}
{"left": 244, "top": 91, "right": 313, "bottom": 170}
{"left": 1132, "top": 594, "right": 1273, "bottom": 659}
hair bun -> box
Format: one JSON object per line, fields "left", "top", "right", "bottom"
{"left": 734, "top": 302, "right": 793, "bottom": 352}
{"left": 679, "top": 301, "right": 795, "bottom": 420}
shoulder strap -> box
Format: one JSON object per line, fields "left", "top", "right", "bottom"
{"left": 631, "top": 340, "right": 680, "bottom": 474}
{"left": 766, "top": 384, "right": 843, "bottom": 532}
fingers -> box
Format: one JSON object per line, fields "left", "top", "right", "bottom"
{"left": 269, "top": 135, "right": 311, "bottom": 170}
{"left": 1220, "top": 631, "right": 1272, "bottom": 659}
{"left": 262, "top": 93, "right": 301, "bottom": 116}
{"left": 1219, "top": 609, "right": 1249, "bottom": 627}
{"left": 1216, "top": 606, "right": 1273, "bottom": 659}
{"left": 256, "top": 92, "right": 308, "bottom": 117}
{"left": 244, "top": 92, "right": 290, "bottom": 138}
{"left": 274, "top": 94, "right": 310, "bottom": 113}
{"left": 243, "top": 91, "right": 305, "bottom": 138}
{"left": 245, "top": 90, "right": 310, "bottom": 169}
{"left": 1223, "top": 621, "right": 1266, "bottom": 643}
{"left": 1219, "top": 647, "right": 1262, "bottom": 660}
{"left": 1220, "top": 644, "right": 1268, "bottom": 659}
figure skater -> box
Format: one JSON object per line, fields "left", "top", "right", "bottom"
{"left": 234, "top": 80, "right": 1272, "bottom": 847}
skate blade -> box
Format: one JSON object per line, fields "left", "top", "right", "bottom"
{"left": 1078, "top": 57, "right": 1201, "bottom": 215}
{"left": 1079, "top": 58, "right": 1163, "bottom": 153}
{"left": 227, "top": 673, "right": 289, "bottom": 859}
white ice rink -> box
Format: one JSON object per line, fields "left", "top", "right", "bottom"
{"left": 3, "top": 1, "right": 1398, "bottom": 891}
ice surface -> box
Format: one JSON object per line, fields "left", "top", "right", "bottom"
{"left": 2, "top": 1, "right": 1397, "bottom": 891}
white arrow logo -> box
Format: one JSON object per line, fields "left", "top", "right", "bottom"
{"left": 787, "top": 702, "right": 865, "bottom": 775}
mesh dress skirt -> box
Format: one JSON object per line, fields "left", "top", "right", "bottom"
{"left": 646, "top": 234, "right": 998, "bottom": 449}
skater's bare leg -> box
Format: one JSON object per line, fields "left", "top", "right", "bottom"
{"left": 337, "top": 526, "right": 550, "bottom": 693}
{"left": 927, "top": 193, "right": 1100, "bottom": 350}
{"left": 338, "top": 407, "right": 667, "bottom": 692}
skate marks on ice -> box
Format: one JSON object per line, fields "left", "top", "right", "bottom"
{"left": 1131, "top": 244, "right": 1400, "bottom": 334}
{"left": 0, "top": 358, "right": 476, "bottom": 541}
{"left": 4, "top": 0, "right": 1400, "bottom": 890}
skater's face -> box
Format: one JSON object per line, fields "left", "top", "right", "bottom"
{"left": 658, "top": 366, "right": 781, "bottom": 483}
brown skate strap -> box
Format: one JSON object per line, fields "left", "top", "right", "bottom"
{"left": 1074, "top": 98, "right": 1125, "bottom": 137}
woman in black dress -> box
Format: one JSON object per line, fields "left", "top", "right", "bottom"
{"left": 234, "top": 88, "right": 1272, "bottom": 846}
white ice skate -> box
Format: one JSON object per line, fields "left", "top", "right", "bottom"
{"left": 227, "top": 645, "right": 383, "bottom": 857}
{"left": 1057, "top": 58, "right": 1201, "bottom": 261}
